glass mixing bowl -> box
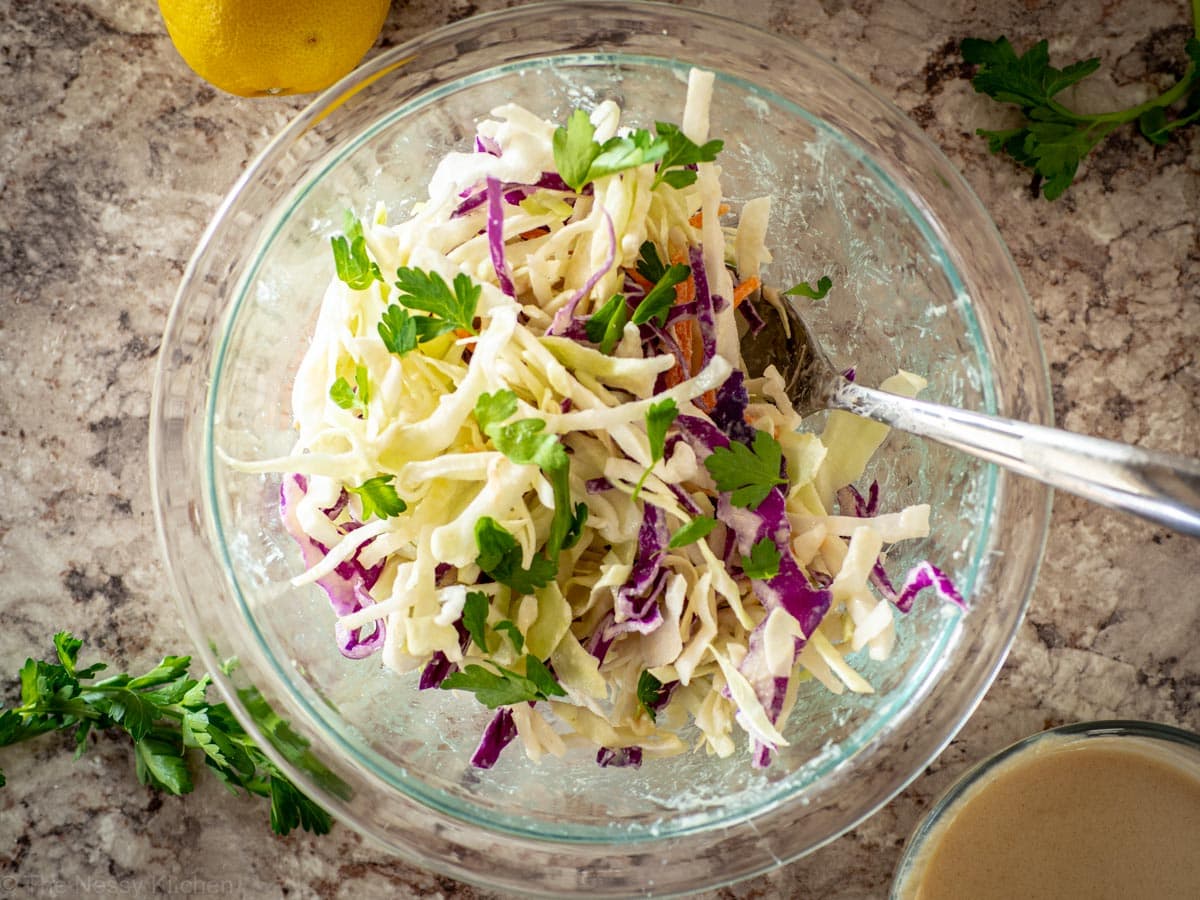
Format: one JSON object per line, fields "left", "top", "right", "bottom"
{"left": 150, "top": 2, "right": 1052, "bottom": 895}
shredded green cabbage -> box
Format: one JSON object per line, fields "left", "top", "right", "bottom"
{"left": 230, "top": 68, "right": 960, "bottom": 770}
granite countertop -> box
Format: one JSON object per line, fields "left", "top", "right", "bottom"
{"left": 2, "top": 0, "right": 1197, "bottom": 896}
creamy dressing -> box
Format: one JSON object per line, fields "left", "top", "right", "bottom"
{"left": 898, "top": 734, "right": 1200, "bottom": 900}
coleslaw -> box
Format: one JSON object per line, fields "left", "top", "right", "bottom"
{"left": 232, "top": 68, "right": 965, "bottom": 770}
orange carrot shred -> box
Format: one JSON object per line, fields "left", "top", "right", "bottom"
{"left": 628, "top": 269, "right": 654, "bottom": 292}
{"left": 732, "top": 276, "right": 760, "bottom": 308}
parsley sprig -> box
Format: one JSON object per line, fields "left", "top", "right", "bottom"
{"left": 348, "top": 474, "right": 407, "bottom": 520}
{"left": 475, "top": 391, "right": 587, "bottom": 559}
{"left": 667, "top": 515, "right": 717, "bottom": 550}
{"left": 784, "top": 276, "right": 832, "bottom": 300}
{"left": 963, "top": 18, "right": 1200, "bottom": 199}
{"left": 552, "top": 110, "right": 723, "bottom": 193}
{"left": 440, "top": 655, "right": 566, "bottom": 708}
{"left": 631, "top": 243, "right": 690, "bottom": 327}
{"left": 392, "top": 267, "right": 481, "bottom": 335}
{"left": 329, "top": 364, "right": 370, "bottom": 418}
{"left": 461, "top": 592, "right": 526, "bottom": 656}
{"left": 0, "top": 633, "right": 335, "bottom": 836}
{"left": 703, "top": 429, "right": 788, "bottom": 509}
{"left": 633, "top": 398, "right": 679, "bottom": 499}
{"left": 330, "top": 225, "right": 383, "bottom": 291}
{"left": 584, "top": 293, "right": 630, "bottom": 355}
{"left": 742, "top": 537, "right": 782, "bottom": 581}
{"left": 474, "top": 516, "right": 557, "bottom": 596}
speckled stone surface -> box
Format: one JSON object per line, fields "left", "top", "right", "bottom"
{"left": 1, "top": 0, "right": 1197, "bottom": 897}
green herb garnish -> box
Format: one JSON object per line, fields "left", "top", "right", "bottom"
{"left": 962, "top": 23, "right": 1200, "bottom": 199}
{"left": 392, "top": 267, "right": 480, "bottom": 335}
{"left": 330, "top": 232, "right": 383, "bottom": 291}
{"left": 462, "top": 591, "right": 491, "bottom": 653}
{"left": 474, "top": 391, "right": 584, "bottom": 558}
{"left": 703, "top": 430, "right": 788, "bottom": 509}
{"left": 552, "top": 111, "right": 722, "bottom": 193}
{"left": 667, "top": 515, "right": 717, "bottom": 550}
{"left": 0, "top": 632, "right": 333, "bottom": 836}
{"left": 633, "top": 398, "right": 679, "bottom": 499}
{"left": 636, "top": 670, "right": 668, "bottom": 722}
{"left": 329, "top": 364, "right": 370, "bottom": 417}
{"left": 439, "top": 655, "right": 567, "bottom": 708}
{"left": 741, "top": 537, "right": 782, "bottom": 581}
{"left": 784, "top": 276, "right": 833, "bottom": 300}
{"left": 347, "top": 474, "right": 406, "bottom": 520}
{"left": 584, "top": 293, "right": 630, "bottom": 355}
{"left": 473, "top": 517, "right": 557, "bottom": 596}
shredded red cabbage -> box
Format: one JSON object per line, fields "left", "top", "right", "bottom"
{"left": 835, "top": 483, "right": 965, "bottom": 613}
{"left": 606, "top": 504, "right": 668, "bottom": 638}
{"left": 279, "top": 474, "right": 386, "bottom": 659}
{"left": 596, "top": 745, "right": 643, "bottom": 767}
{"left": 711, "top": 370, "right": 755, "bottom": 446}
{"left": 485, "top": 177, "right": 517, "bottom": 298}
{"left": 470, "top": 707, "right": 518, "bottom": 769}
{"left": 894, "top": 561, "right": 966, "bottom": 613}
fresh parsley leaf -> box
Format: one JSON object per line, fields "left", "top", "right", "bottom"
{"left": 462, "top": 591, "right": 491, "bottom": 653}
{"left": 667, "top": 515, "right": 717, "bottom": 550}
{"left": 703, "top": 429, "right": 787, "bottom": 509}
{"left": 330, "top": 234, "right": 383, "bottom": 290}
{"left": 552, "top": 111, "right": 718, "bottom": 193}
{"left": 474, "top": 517, "right": 557, "bottom": 596}
{"left": 523, "top": 654, "right": 567, "bottom": 699}
{"left": 474, "top": 389, "right": 518, "bottom": 437}
{"left": 636, "top": 670, "right": 667, "bottom": 722}
{"left": 0, "top": 633, "right": 334, "bottom": 837}
{"left": 590, "top": 129, "right": 669, "bottom": 181}
{"left": 552, "top": 109, "right": 602, "bottom": 193}
{"left": 493, "top": 620, "right": 524, "bottom": 654}
{"left": 473, "top": 394, "right": 578, "bottom": 559}
{"left": 633, "top": 398, "right": 679, "bottom": 498}
{"left": 269, "top": 773, "right": 333, "bottom": 837}
{"left": 584, "top": 293, "right": 629, "bottom": 355}
{"left": 561, "top": 502, "right": 589, "bottom": 552}
{"left": 784, "top": 276, "right": 833, "bottom": 300}
{"left": 379, "top": 304, "right": 452, "bottom": 357}
{"left": 651, "top": 122, "right": 723, "bottom": 189}
{"left": 636, "top": 241, "right": 668, "bottom": 284}
{"left": 490, "top": 419, "right": 566, "bottom": 472}
{"left": 962, "top": 31, "right": 1200, "bottom": 199}
{"left": 439, "top": 655, "right": 565, "bottom": 709}
{"left": 348, "top": 474, "right": 407, "bottom": 520}
{"left": 393, "top": 267, "right": 480, "bottom": 335}
{"left": 134, "top": 735, "right": 192, "bottom": 795}
{"left": 329, "top": 364, "right": 370, "bottom": 417}
{"left": 645, "top": 398, "right": 679, "bottom": 463}
{"left": 631, "top": 262, "right": 690, "bottom": 326}
{"left": 742, "top": 537, "right": 782, "bottom": 580}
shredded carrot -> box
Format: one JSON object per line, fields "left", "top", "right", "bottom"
{"left": 732, "top": 276, "right": 760, "bottom": 308}
{"left": 688, "top": 203, "right": 730, "bottom": 228}
{"left": 453, "top": 328, "right": 477, "bottom": 351}
{"left": 520, "top": 226, "right": 550, "bottom": 240}
{"left": 628, "top": 268, "right": 654, "bottom": 293}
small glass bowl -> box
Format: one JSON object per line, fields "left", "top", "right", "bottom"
{"left": 892, "top": 721, "right": 1200, "bottom": 899}
{"left": 150, "top": 2, "right": 1051, "bottom": 895}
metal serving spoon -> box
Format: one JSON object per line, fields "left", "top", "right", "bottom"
{"left": 739, "top": 294, "right": 1200, "bottom": 537}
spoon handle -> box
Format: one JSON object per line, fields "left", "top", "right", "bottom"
{"left": 834, "top": 381, "right": 1200, "bottom": 537}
